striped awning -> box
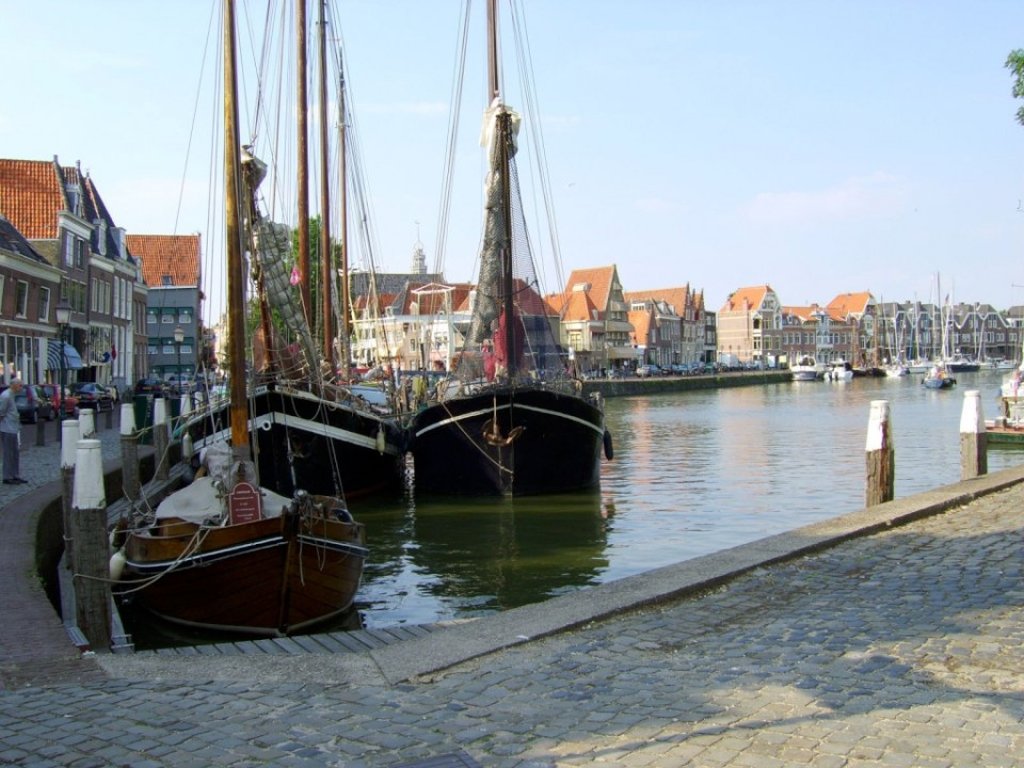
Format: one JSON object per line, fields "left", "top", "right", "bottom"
{"left": 47, "top": 340, "right": 83, "bottom": 370}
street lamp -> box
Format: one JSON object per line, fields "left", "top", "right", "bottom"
{"left": 173, "top": 326, "right": 185, "bottom": 389}
{"left": 55, "top": 299, "right": 72, "bottom": 432}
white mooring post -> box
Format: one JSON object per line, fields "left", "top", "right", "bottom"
{"left": 60, "top": 419, "right": 81, "bottom": 573}
{"left": 79, "top": 408, "right": 96, "bottom": 439}
{"left": 959, "top": 389, "right": 987, "bottom": 480}
{"left": 69, "top": 439, "right": 111, "bottom": 651}
{"left": 865, "top": 400, "right": 894, "bottom": 507}
{"left": 120, "top": 402, "right": 140, "bottom": 502}
{"left": 153, "top": 397, "right": 169, "bottom": 481}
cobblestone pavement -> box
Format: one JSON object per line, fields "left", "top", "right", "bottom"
{"left": 0, "top": 411, "right": 124, "bottom": 508}
{"left": 1, "top": 447, "right": 1022, "bottom": 766}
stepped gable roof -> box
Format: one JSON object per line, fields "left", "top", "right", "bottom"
{"left": 826, "top": 291, "right": 872, "bottom": 321}
{"left": 721, "top": 284, "right": 772, "bottom": 313}
{"left": 128, "top": 234, "right": 201, "bottom": 287}
{"left": 0, "top": 215, "right": 50, "bottom": 264}
{"left": 624, "top": 286, "right": 690, "bottom": 316}
{"left": 0, "top": 158, "right": 64, "bottom": 239}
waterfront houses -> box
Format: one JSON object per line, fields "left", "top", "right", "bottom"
{"left": 0, "top": 157, "right": 145, "bottom": 389}
{"left": 552, "top": 266, "right": 635, "bottom": 374}
{"left": 0, "top": 216, "right": 64, "bottom": 385}
{"left": 717, "top": 285, "right": 782, "bottom": 367}
{"left": 127, "top": 234, "right": 203, "bottom": 382}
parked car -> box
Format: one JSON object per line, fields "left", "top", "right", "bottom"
{"left": 636, "top": 364, "right": 662, "bottom": 377}
{"left": 134, "top": 376, "right": 165, "bottom": 396}
{"left": 71, "top": 382, "right": 115, "bottom": 411}
{"left": 26, "top": 385, "right": 55, "bottom": 421}
{"left": 38, "top": 383, "right": 79, "bottom": 418}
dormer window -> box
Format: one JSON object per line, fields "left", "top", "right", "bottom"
{"left": 161, "top": 275, "right": 173, "bottom": 286}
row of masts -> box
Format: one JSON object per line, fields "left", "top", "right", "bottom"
{"left": 223, "top": 0, "right": 353, "bottom": 454}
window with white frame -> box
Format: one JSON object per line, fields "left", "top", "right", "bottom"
{"left": 38, "top": 286, "right": 50, "bottom": 321}
{"left": 15, "top": 281, "right": 28, "bottom": 318}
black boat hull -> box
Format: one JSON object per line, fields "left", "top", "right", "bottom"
{"left": 184, "top": 386, "right": 404, "bottom": 499}
{"left": 408, "top": 386, "right": 605, "bottom": 496}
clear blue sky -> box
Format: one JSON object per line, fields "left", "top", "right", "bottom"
{"left": 4, "top": 0, "right": 1024, "bottom": 324}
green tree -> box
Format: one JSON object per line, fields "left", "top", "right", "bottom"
{"left": 1006, "top": 49, "right": 1024, "bottom": 126}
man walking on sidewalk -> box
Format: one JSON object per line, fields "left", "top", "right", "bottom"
{"left": 0, "top": 377, "right": 26, "bottom": 484}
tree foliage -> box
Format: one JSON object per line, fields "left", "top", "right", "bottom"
{"left": 1006, "top": 49, "right": 1024, "bottom": 126}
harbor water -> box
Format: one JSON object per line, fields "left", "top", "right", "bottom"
{"left": 354, "top": 368, "right": 1024, "bottom": 628}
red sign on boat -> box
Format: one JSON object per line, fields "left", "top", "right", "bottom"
{"left": 228, "top": 482, "right": 263, "bottom": 524}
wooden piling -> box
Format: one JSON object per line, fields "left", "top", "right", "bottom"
{"left": 959, "top": 389, "right": 987, "bottom": 480}
{"left": 61, "top": 419, "right": 80, "bottom": 573}
{"left": 153, "top": 397, "right": 169, "bottom": 481}
{"left": 119, "top": 402, "right": 140, "bottom": 502}
{"left": 865, "top": 400, "right": 894, "bottom": 506}
{"left": 69, "top": 438, "right": 111, "bottom": 650}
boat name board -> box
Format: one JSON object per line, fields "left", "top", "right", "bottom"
{"left": 229, "top": 482, "right": 263, "bottom": 524}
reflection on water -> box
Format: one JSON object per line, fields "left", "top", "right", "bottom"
{"left": 125, "top": 370, "right": 1024, "bottom": 642}
{"left": 357, "top": 369, "right": 1024, "bottom": 628}
{"left": 355, "top": 488, "right": 612, "bottom": 626}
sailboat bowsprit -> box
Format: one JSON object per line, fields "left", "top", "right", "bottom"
{"left": 407, "top": 2, "right": 608, "bottom": 497}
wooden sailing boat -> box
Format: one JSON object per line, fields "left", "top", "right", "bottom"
{"left": 181, "top": 0, "right": 404, "bottom": 500}
{"left": 116, "top": 0, "right": 366, "bottom": 637}
{"left": 407, "top": 0, "right": 609, "bottom": 496}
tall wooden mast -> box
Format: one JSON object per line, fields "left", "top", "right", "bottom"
{"left": 223, "top": 0, "right": 249, "bottom": 453}
{"left": 296, "top": 0, "right": 312, "bottom": 325}
{"left": 317, "top": 0, "right": 334, "bottom": 372}
{"left": 486, "top": 0, "right": 517, "bottom": 378}
{"left": 338, "top": 64, "right": 351, "bottom": 378}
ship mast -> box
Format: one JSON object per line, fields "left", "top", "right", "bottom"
{"left": 487, "top": 0, "right": 517, "bottom": 379}
{"left": 223, "top": 0, "right": 249, "bottom": 455}
{"left": 317, "top": 0, "right": 335, "bottom": 372}
{"left": 295, "top": 0, "right": 312, "bottom": 325}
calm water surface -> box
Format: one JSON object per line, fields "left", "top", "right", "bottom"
{"left": 355, "top": 369, "right": 1024, "bottom": 628}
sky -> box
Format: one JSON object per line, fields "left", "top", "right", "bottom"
{"left": 3, "top": 0, "right": 1024, "bottom": 326}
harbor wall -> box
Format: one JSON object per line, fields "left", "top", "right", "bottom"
{"left": 583, "top": 370, "right": 791, "bottom": 399}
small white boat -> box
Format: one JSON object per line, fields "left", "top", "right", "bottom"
{"left": 790, "top": 355, "right": 822, "bottom": 381}
{"left": 885, "top": 363, "right": 909, "bottom": 378}
{"left": 825, "top": 361, "right": 854, "bottom": 382}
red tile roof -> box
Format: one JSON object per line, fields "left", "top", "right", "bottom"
{"left": 560, "top": 288, "right": 600, "bottom": 323}
{"left": 721, "top": 285, "right": 772, "bottom": 313}
{"left": 628, "top": 308, "right": 653, "bottom": 344}
{"left": 0, "top": 159, "right": 64, "bottom": 239}
{"left": 128, "top": 234, "right": 201, "bottom": 287}
{"left": 624, "top": 286, "right": 690, "bottom": 316}
{"left": 564, "top": 266, "right": 617, "bottom": 311}
{"left": 826, "top": 291, "right": 872, "bottom": 320}
{"left": 783, "top": 304, "right": 825, "bottom": 323}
